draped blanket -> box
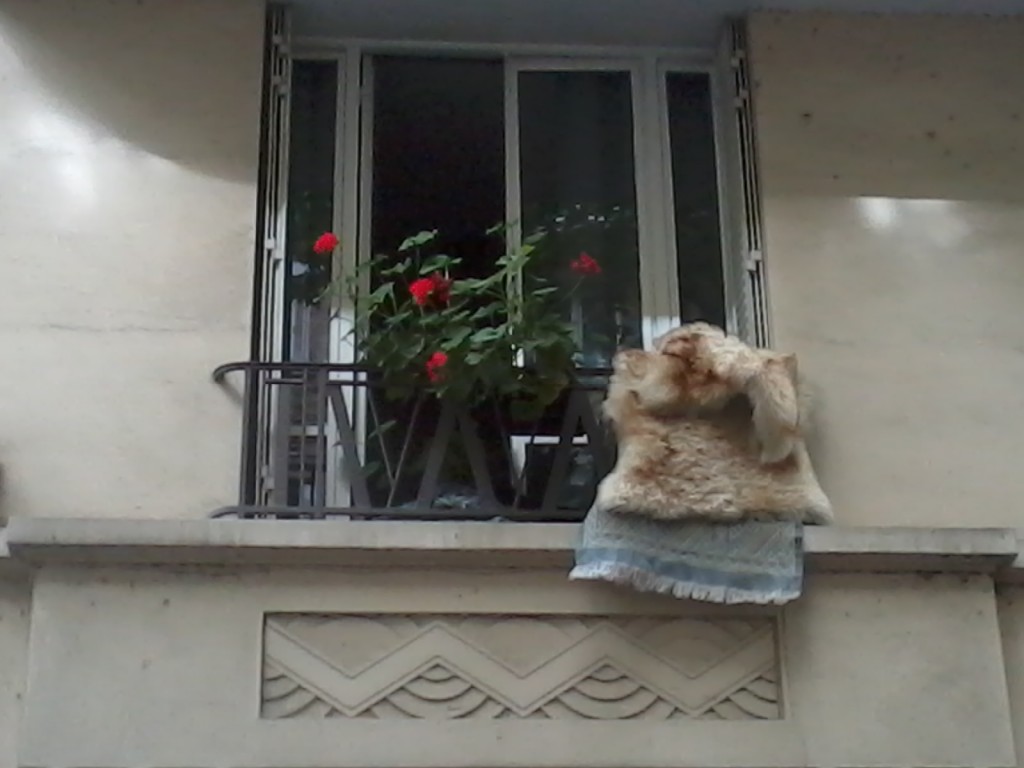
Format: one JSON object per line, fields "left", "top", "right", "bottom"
{"left": 570, "top": 504, "right": 804, "bottom": 605}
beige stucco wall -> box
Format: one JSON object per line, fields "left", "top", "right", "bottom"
{"left": 0, "top": 575, "right": 29, "bottom": 768}
{"left": 3, "top": 5, "right": 1020, "bottom": 529}
{"left": 749, "top": 12, "right": 1024, "bottom": 527}
{"left": 0, "top": 0, "right": 265, "bottom": 519}
{"left": 1000, "top": 587, "right": 1024, "bottom": 767}
{"left": 13, "top": 565, "right": 1017, "bottom": 768}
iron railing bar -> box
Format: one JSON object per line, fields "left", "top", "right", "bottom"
{"left": 256, "top": 368, "right": 273, "bottom": 503}
{"left": 215, "top": 361, "right": 611, "bottom": 522}
{"left": 516, "top": 414, "right": 543, "bottom": 510}
{"left": 271, "top": 375, "right": 291, "bottom": 505}
{"left": 492, "top": 400, "right": 519, "bottom": 503}
{"left": 214, "top": 360, "right": 612, "bottom": 381}
{"left": 263, "top": 373, "right": 363, "bottom": 387}
{"left": 297, "top": 368, "right": 311, "bottom": 500}
{"left": 386, "top": 393, "right": 424, "bottom": 507}
{"left": 209, "top": 505, "right": 585, "bottom": 522}
{"left": 577, "top": 390, "right": 613, "bottom": 476}
{"left": 518, "top": 414, "right": 546, "bottom": 510}
{"left": 415, "top": 399, "right": 458, "bottom": 508}
{"left": 455, "top": 407, "right": 498, "bottom": 508}
{"left": 366, "top": 389, "right": 396, "bottom": 486}
{"left": 312, "top": 367, "right": 329, "bottom": 508}
{"left": 327, "top": 385, "right": 372, "bottom": 507}
{"left": 237, "top": 366, "right": 259, "bottom": 505}
{"left": 540, "top": 389, "right": 587, "bottom": 514}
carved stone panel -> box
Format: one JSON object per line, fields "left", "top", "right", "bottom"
{"left": 262, "top": 614, "right": 781, "bottom": 721}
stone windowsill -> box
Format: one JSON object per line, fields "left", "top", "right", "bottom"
{"left": 0, "top": 517, "right": 1019, "bottom": 575}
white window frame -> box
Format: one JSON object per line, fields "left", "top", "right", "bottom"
{"left": 286, "top": 36, "right": 757, "bottom": 507}
{"left": 295, "top": 40, "right": 735, "bottom": 360}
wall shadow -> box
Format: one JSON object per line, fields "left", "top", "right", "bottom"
{"left": 0, "top": 0, "right": 264, "bottom": 186}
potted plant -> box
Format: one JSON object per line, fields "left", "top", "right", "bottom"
{"left": 314, "top": 226, "right": 601, "bottom": 418}
{"left": 311, "top": 226, "right": 604, "bottom": 510}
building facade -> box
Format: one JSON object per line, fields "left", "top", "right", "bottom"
{"left": 2, "top": 1, "right": 1024, "bottom": 766}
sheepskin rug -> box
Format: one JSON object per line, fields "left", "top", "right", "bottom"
{"left": 594, "top": 323, "right": 833, "bottom": 525}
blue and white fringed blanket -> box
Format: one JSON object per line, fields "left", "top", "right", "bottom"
{"left": 570, "top": 504, "right": 805, "bottom": 605}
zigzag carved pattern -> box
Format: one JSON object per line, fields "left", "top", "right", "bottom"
{"left": 261, "top": 614, "right": 781, "bottom": 721}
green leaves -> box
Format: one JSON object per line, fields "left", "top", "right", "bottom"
{"left": 316, "top": 222, "right": 582, "bottom": 412}
{"left": 418, "top": 253, "right": 459, "bottom": 274}
{"left": 441, "top": 326, "right": 473, "bottom": 350}
{"left": 364, "top": 282, "right": 395, "bottom": 307}
{"left": 523, "top": 229, "right": 547, "bottom": 246}
{"left": 398, "top": 230, "right": 438, "bottom": 252}
{"left": 378, "top": 258, "right": 411, "bottom": 277}
{"left": 469, "top": 326, "right": 504, "bottom": 344}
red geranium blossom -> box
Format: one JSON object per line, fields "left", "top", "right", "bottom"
{"left": 313, "top": 232, "right": 340, "bottom": 254}
{"left": 429, "top": 272, "right": 452, "bottom": 304}
{"left": 409, "top": 277, "right": 435, "bottom": 306}
{"left": 409, "top": 272, "right": 452, "bottom": 307}
{"left": 425, "top": 351, "right": 448, "bottom": 383}
{"left": 570, "top": 252, "right": 601, "bottom": 275}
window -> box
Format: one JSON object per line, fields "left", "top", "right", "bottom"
{"left": 283, "top": 51, "right": 734, "bottom": 366}
{"left": 244, "top": 14, "right": 768, "bottom": 517}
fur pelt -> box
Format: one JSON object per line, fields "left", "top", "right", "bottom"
{"left": 594, "top": 323, "right": 833, "bottom": 525}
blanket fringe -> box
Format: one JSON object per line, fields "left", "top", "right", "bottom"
{"left": 568, "top": 562, "right": 799, "bottom": 606}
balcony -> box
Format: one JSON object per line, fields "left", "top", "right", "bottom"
{"left": 211, "top": 361, "right": 613, "bottom": 522}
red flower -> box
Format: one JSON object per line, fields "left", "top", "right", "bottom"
{"left": 409, "top": 272, "right": 452, "bottom": 307}
{"left": 570, "top": 252, "right": 602, "bottom": 275}
{"left": 425, "top": 351, "right": 448, "bottom": 383}
{"left": 313, "top": 232, "right": 340, "bottom": 254}
{"left": 429, "top": 272, "right": 452, "bottom": 304}
{"left": 409, "top": 277, "right": 435, "bottom": 306}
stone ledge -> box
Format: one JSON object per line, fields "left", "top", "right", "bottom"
{"left": 990, "top": 531, "right": 1024, "bottom": 584}
{"left": 2, "top": 518, "right": 1018, "bottom": 573}
{"left": 0, "top": 534, "right": 31, "bottom": 579}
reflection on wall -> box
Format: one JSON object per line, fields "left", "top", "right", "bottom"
{"left": 0, "top": 0, "right": 265, "bottom": 518}
{"left": 750, "top": 12, "right": 1024, "bottom": 526}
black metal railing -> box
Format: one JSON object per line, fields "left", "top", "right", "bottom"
{"left": 211, "top": 362, "right": 613, "bottom": 521}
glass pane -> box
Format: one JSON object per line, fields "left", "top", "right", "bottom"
{"left": 284, "top": 59, "right": 338, "bottom": 362}
{"left": 665, "top": 71, "right": 726, "bottom": 327}
{"left": 282, "top": 60, "right": 339, "bottom": 506}
{"left": 368, "top": 55, "right": 510, "bottom": 510}
{"left": 371, "top": 55, "right": 505, "bottom": 277}
{"left": 518, "top": 69, "right": 642, "bottom": 368}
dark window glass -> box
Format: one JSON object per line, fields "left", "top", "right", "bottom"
{"left": 284, "top": 59, "right": 338, "bottom": 362}
{"left": 371, "top": 55, "right": 505, "bottom": 277}
{"left": 665, "top": 71, "right": 725, "bottom": 327}
{"left": 518, "top": 69, "right": 642, "bottom": 367}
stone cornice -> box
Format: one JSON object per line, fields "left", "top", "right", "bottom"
{"left": 1, "top": 518, "right": 1018, "bottom": 575}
